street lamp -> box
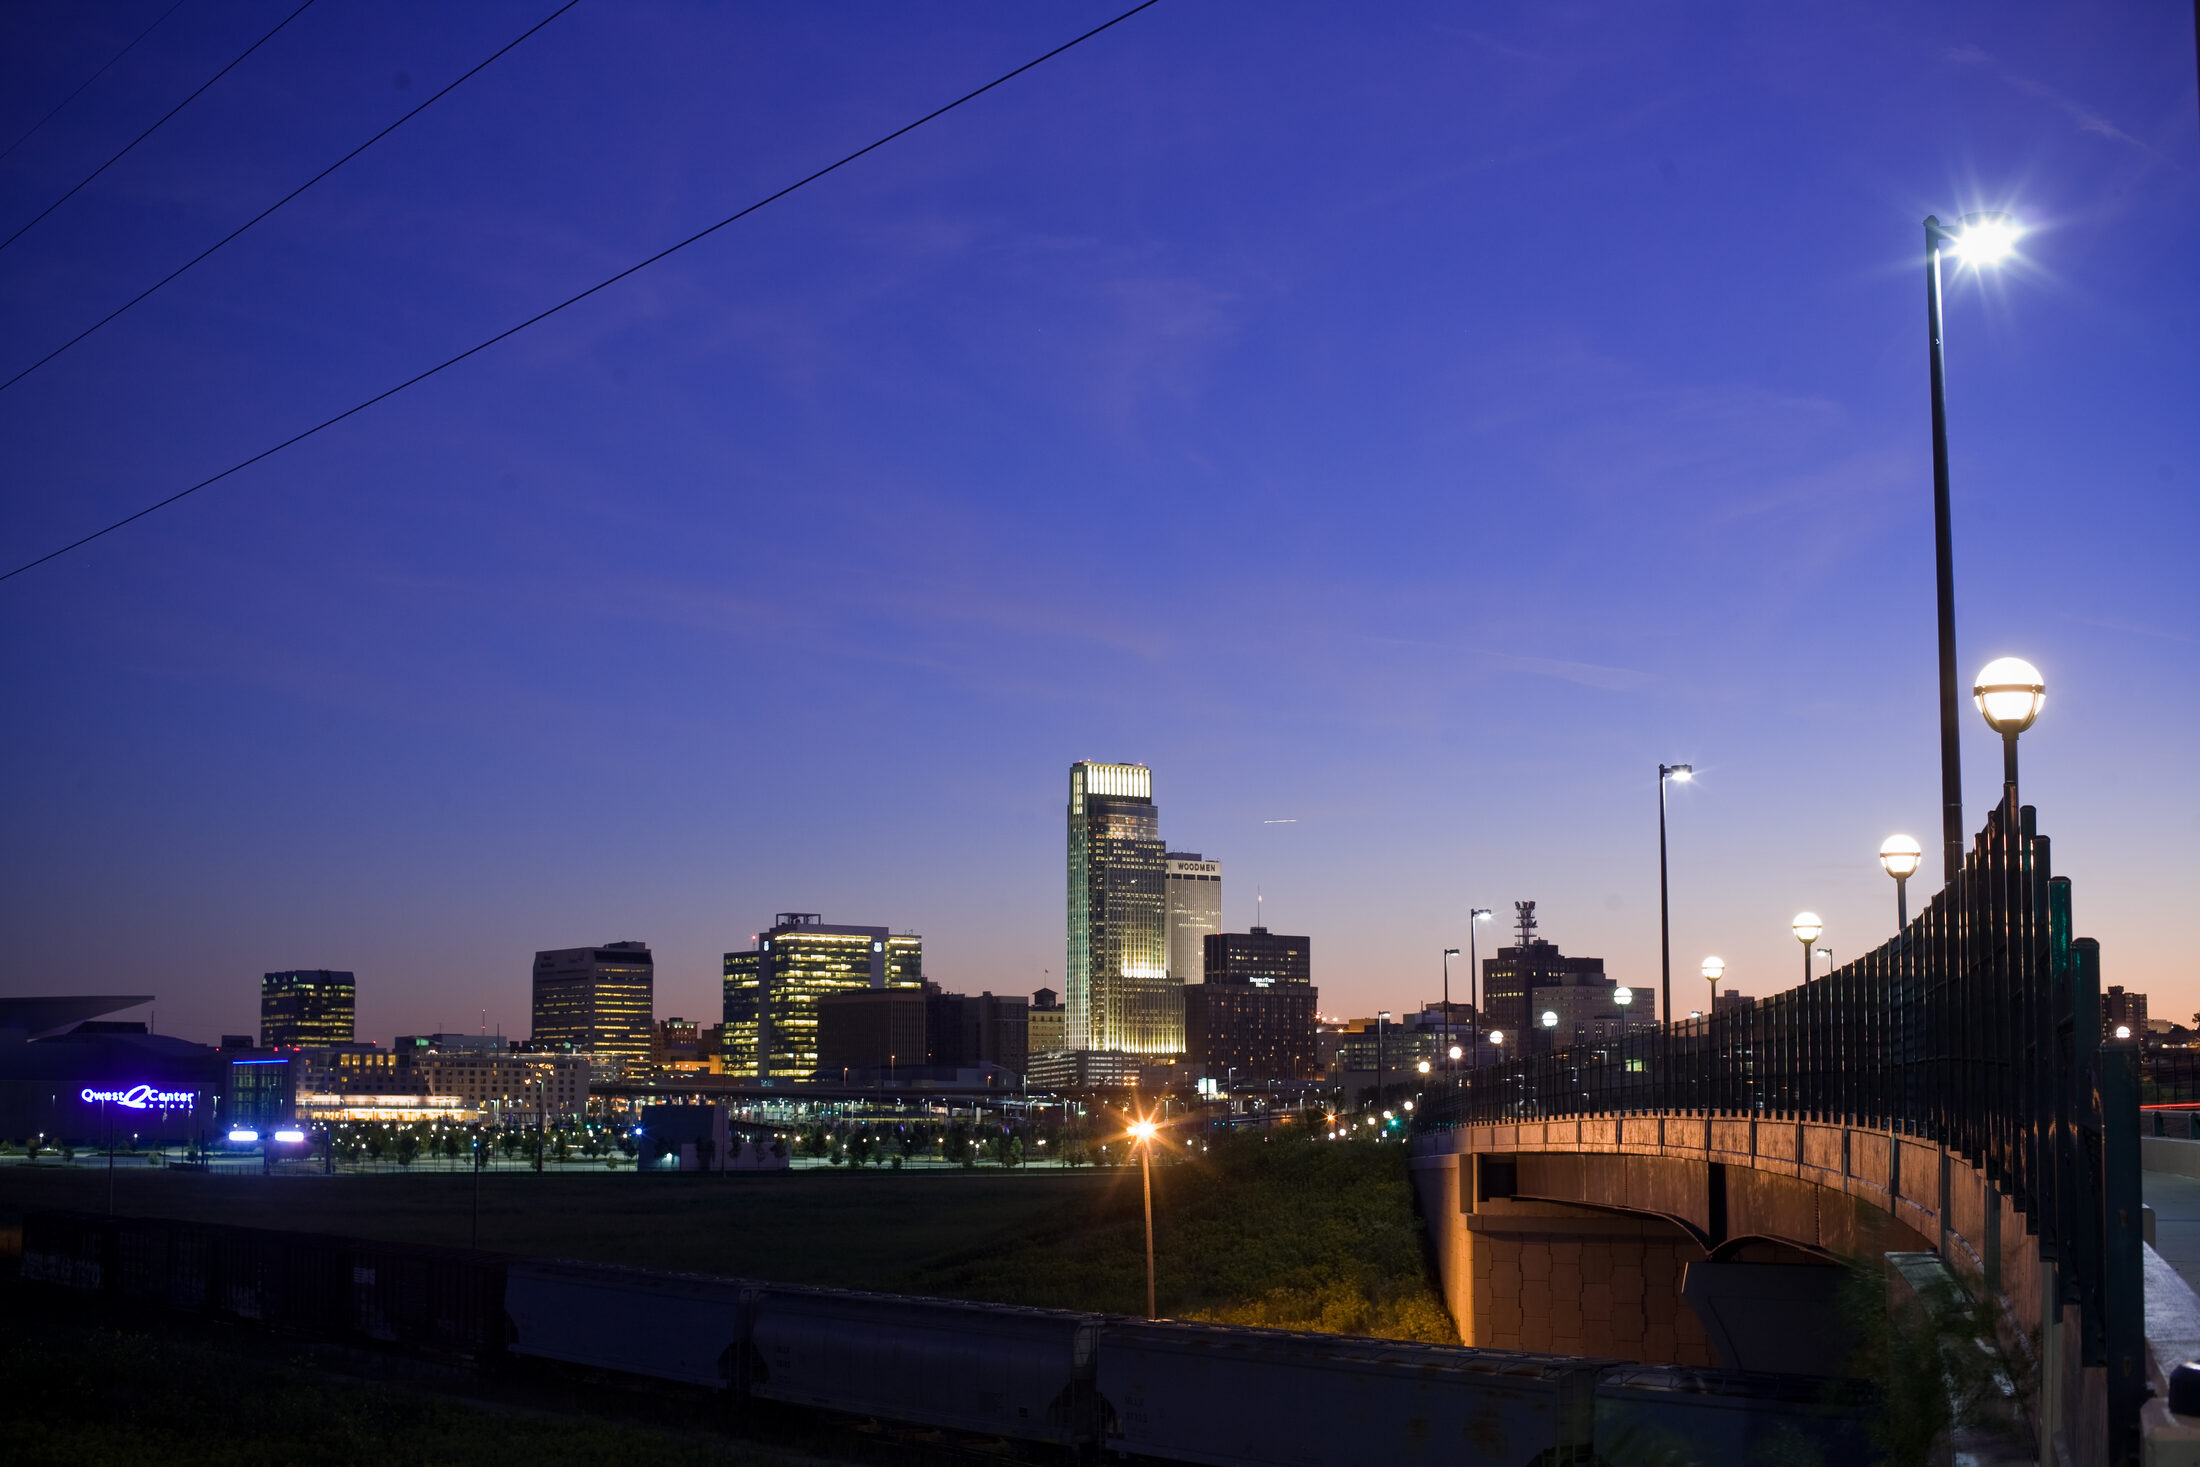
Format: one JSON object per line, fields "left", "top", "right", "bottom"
{"left": 1377, "top": 1011, "right": 1391, "bottom": 1113}
{"left": 1658, "top": 764, "right": 1693, "bottom": 1056}
{"left": 1973, "top": 656, "right": 2045, "bottom": 789}
{"left": 1702, "top": 956, "right": 1725, "bottom": 1007}
{"left": 1924, "top": 210, "right": 2024, "bottom": 884}
{"left": 1879, "top": 834, "right": 1923, "bottom": 930}
{"left": 1442, "top": 948, "right": 1461, "bottom": 1079}
{"left": 1127, "top": 1117, "right": 1160, "bottom": 1319}
{"left": 1468, "top": 909, "right": 1492, "bottom": 1070}
{"left": 1792, "top": 914, "right": 1822, "bottom": 987}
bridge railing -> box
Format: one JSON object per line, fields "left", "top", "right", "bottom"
{"left": 1418, "top": 788, "right": 2144, "bottom": 1456}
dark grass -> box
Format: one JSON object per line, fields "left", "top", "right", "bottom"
{"left": 0, "top": 1284, "right": 824, "bottom": 1467}
{"left": 1, "top": 1133, "right": 1449, "bottom": 1338}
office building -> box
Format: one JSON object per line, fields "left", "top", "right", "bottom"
{"left": 260, "top": 970, "right": 355, "bottom": 1047}
{"left": 531, "top": 942, "right": 654, "bottom": 1065}
{"left": 2104, "top": 986, "right": 2149, "bottom": 1037}
{"left": 1066, "top": 762, "right": 1178, "bottom": 1055}
{"left": 1202, "top": 927, "right": 1311, "bottom": 988}
{"left": 1184, "top": 985, "right": 1318, "bottom": 1081}
{"left": 404, "top": 1050, "right": 588, "bottom": 1122}
{"left": 1028, "top": 987, "right": 1066, "bottom": 1056}
{"left": 1478, "top": 903, "right": 1639, "bottom": 1052}
{"left": 1166, "top": 853, "right": 1222, "bottom": 984}
{"left": 723, "top": 915, "right": 920, "bottom": 1083}
{"left": 817, "top": 988, "right": 928, "bottom": 1077}
{"left": 928, "top": 989, "right": 1030, "bottom": 1077}
{"left": 1027, "top": 1047, "right": 1140, "bottom": 1093}
{"left": 651, "top": 1017, "right": 716, "bottom": 1073}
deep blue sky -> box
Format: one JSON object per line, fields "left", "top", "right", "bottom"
{"left": 2, "top": 2, "right": 2194, "bottom": 1045}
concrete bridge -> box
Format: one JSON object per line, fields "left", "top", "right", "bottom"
{"left": 1410, "top": 792, "right": 2200, "bottom": 1467}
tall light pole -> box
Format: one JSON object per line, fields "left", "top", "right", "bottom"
{"left": 1879, "top": 834, "right": 1923, "bottom": 930}
{"left": 1923, "top": 211, "right": 2023, "bottom": 884}
{"left": 1702, "top": 956, "right": 1725, "bottom": 1007}
{"left": 1128, "top": 1117, "right": 1159, "bottom": 1319}
{"left": 1974, "top": 657, "right": 2046, "bottom": 792}
{"left": 1792, "top": 914, "right": 1822, "bottom": 988}
{"left": 1441, "top": 949, "right": 1460, "bottom": 1079}
{"left": 1468, "top": 909, "right": 1491, "bottom": 1070}
{"left": 1377, "top": 1011, "right": 1391, "bottom": 1114}
{"left": 1659, "top": 764, "right": 1693, "bottom": 1105}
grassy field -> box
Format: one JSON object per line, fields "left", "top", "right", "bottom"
{"left": 1, "top": 1132, "right": 1452, "bottom": 1341}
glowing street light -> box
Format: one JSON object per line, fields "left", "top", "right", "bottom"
{"left": 1974, "top": 656, "right": 2045, "bottom": 789}
{"left": 1922, "top": 209, "right": 2024, "bottom": 884}
{"left": 1658, "top": 763, "right": 1694, "bottom": 1099}
{"left": 1468, "top": 908, "right": 1493, "bottom": 1070}
{"left": 1127, "top": 1116, "right": 1160, "bottom": 1319}
{"left": 1879, "top": 834, "right": 1923, "bottom": 930}
{"left": 1442, "top": 947, "right": 1461, "bottom": 1079}
{"left": 1792, "top": 914, "right": 1822, "bottom": 987}
{"left": 1702, "top": 956, "right": 1725, "bottom": 1007}
{"left": 1417, "top": 1059, "right": 1431, "bottom": 1075}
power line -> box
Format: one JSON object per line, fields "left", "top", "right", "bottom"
{"left": 0, "top": 0, "right": 582, "bottom": 397}
{"left": 0, "top": 0, "right": 319, "bottom": 257}
{"left": 0, "top": 0, "right": 192, "bottom": 166}
{"left": 1, "top": 0, "right": 1163, "bottom": 586}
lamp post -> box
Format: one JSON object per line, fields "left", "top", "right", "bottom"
{"left": 1442, "top": 948, "right": 1460, "bottom": 1079}
{"left": 1793, "top": 913, "right": 1823, "bottom": 1113}
{"left": 1923, "top": 211, "right": 2022, "bottom": 884}
{"left": 1792, "top": 914, "right": 1822, "bottom": 988}
{"left": 1702, "top": 956, "right": 1725, "bottom": 1007}
{"left": 1128, "top": 1117, "right": 1159, "bottom": 1319}
{"left": 1973, "top": 657, "right": 2045, "bottom": 791}
{"left": 1658, "top": 764, "right": 1692, "bottom": 1106}
{"left": 1377, "top": 1011, "right": 1391, "bottom": 1114}
{"left": 1879, "top": 834, "right": 1923, "bottom": 930}
{"left": 1468, "top": 909, "right": 1491, "bottom": 1070}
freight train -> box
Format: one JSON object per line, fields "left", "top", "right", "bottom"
{"left": 21, "top": 1211, "right": 1869, "bottom": 1464}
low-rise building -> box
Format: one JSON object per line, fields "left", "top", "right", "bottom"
{"left": 1028, "top": 1048, "right": 1140, "bottom": 1093}
{"left": 817, "top": 989, "right": 928, "bottom": 1078}
{"left": 1028, "top": 987, "right": 1066, "bottom": 1056}
{"left": 404, "top": 1049, "right": 588, "bottom": 1122}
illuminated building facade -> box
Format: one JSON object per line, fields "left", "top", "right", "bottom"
{"left": 1028, "top": 987, "right": 1066, "bottom": 1056}
{"left": 1165, "top": 853, "right": 1222, "bottom": 984}
{"left": 1066, "top": 762, "right": 1177, "bottom": 1056}
{"left": 530, "top": 942, "right": 654, "bottom": 1066}
{"left": 721, "top": 915, "right": 921, "bottom": 1082}
{"left": 259, "top": 970, "right": 355, "bottom": 1047}
{"left": 1201, "top": 927, "right": 1310, "bottom": 988}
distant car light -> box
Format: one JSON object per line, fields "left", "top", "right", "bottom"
{"left": 274, "top": 1128, "right": 307, "bottom": 1144}
{"left": 228, "top": 1129, "right": 260, "bottom": 1143}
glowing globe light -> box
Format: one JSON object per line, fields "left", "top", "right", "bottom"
{"left": 1448, "top": 1044, "right": 1463, "bottom": 1060}
{"left": 1793, "top": 913, "right": 1823, "bottom": 945}
{"left": 1541, "top": 1010, "right": 1558, "bottom": 1029}
{"left": 1879, "top": 834, "right": 1924, "bottom": 880}
{"left": 1614, "top": 987, "right": 1633, "bottom": 1006}
{"left": 1973, "top": 657, "right": 2045, "bottom": 735}
{"left": 1488, "top": 1030, "right": 1504, "bottom": 1046}
{"left": 1702, "top": 956, "right": 1725, "bottom": 984}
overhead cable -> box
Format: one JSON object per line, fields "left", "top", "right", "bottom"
{"left": 0, "top": 0, "right": 319, "bottom": 257}
{"left": 0, "top": 0, "right": 582, "bottom": 397}
{"left": 1, "top": 0, "right": 1162, "bottom": 585}
{"left": 0, "top": 0, "right": 193, "bottom": 166}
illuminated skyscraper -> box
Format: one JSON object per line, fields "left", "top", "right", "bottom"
{"left": 531, "top": 941, "right": 654, "bottom": 1065}
{"left": 1066, "top": 762, "right": 1178, "bottom": 1055}
{"left": 722, "top": 914, "right": 921, "bottom": 1082}
{"left": 260, "top": 969, "right": 355, "bottom": 1047}
{"left": 1165, "top": 852, "right": 1222, "bottom": 984}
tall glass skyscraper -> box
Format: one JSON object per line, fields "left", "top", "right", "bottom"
{"left": 722, "top": 914, "right": 922, "bottom": 1082}
{"left": 1165, "top": 852, "right": 1222, "bottom": 984}
{"left": 531, "top": 941, "right": 654, "bottom": 1065}
{"left": 1067, "top": 762, "right": 1178, "bottom": 1055}
{"left": 260, "top": 969, "right": 355, "bottom": 1047}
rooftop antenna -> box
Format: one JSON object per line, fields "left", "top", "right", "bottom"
{"left": 1515, "top": 900, "right": 1538, "bottom": 947}
{"left": 1256, "top": 886, "right": 1262, "bottom": 929}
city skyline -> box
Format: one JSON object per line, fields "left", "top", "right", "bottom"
{"left": 1, "top": 4, "right": 2193, "bottom": 1043}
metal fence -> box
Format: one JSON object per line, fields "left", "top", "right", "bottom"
{"left": 1418, "top": 789, "right": 2143, "bottom": 1458}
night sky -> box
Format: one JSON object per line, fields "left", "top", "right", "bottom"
{"left": 2, "top": 2, "right": 2194, "bottom": 1045}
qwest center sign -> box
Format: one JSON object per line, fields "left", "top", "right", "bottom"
{"left": 80, "top": 1085, "right": 197, "bottom": 1110}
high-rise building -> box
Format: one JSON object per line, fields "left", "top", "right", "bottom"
{"left": 816, "top": 989, "right": 928, "bottom": 1077}
{"left": 1479, "top": 903, "right": 1627, "bottom": 1049}
{"left": 1066, "top": 762, "right": 1177, "bottom": 1055}
{"left": 2104, "top": 986, "right": 2149, "bottom": 1037}
{"left": 530, "top": 942, "right": 653, "bottom": 1065}
{"left": 1166, "top": 853, "right": 1222, "bottom": 984}
{"left": 1202, "top": 928, "right": 1311, "bottom": 988}
{"left": 927, "top": 989, "right": 1030, "bottom": 1077}
{"left": 1028, "top": 987, "right": 1066, "bottom": 1056}
{"left": 722, "top": 915, "right": 920, "bottom": 1082}
{"left": 260, "top": 970, "right": 355, "bottom": 1047}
